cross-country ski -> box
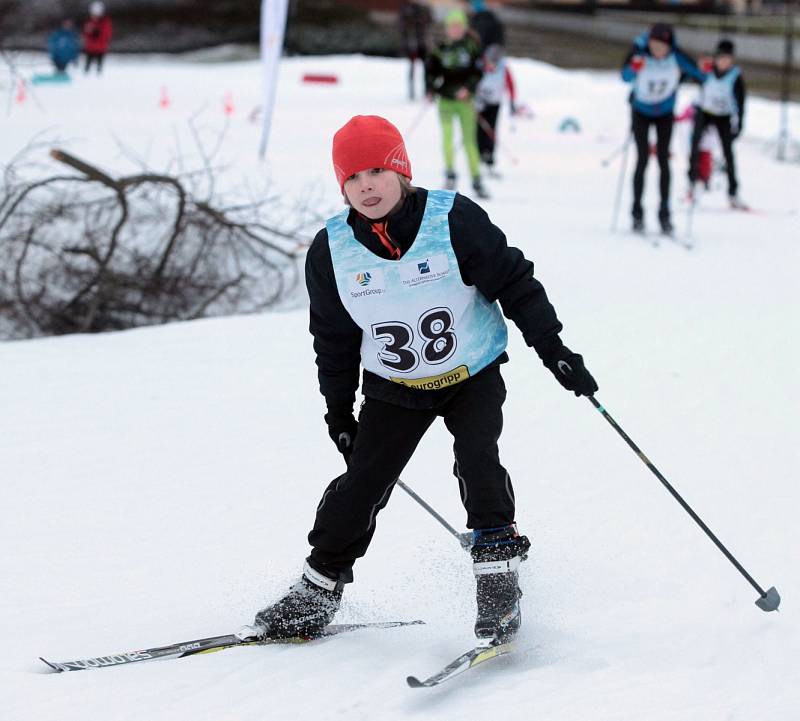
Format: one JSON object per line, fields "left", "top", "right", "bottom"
{"left": 407, "top": 638, "right": 513, "bottom": 688}
{"left": 40, "top": 621, "right": 424, "bottom": 673}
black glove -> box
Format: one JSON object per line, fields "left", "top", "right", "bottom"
{"left": 543, "top": 345, "right": 598, "bottom": 397}
{"left": 324, "top": 409, "right": 358, "bottom": 463}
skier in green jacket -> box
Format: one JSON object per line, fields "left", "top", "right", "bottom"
{"left": 425, "top": 8, "right": 488, "bottom": 199}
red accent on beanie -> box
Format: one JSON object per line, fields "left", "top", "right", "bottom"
{"left": 332, "top": 115, "right": 412, "bottom": 191}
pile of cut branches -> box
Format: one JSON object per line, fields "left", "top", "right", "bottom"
{"left": 0, "top": 145, "right": 312, "bottom": 339}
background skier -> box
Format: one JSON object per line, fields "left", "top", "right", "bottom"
{"left": 621, "top": 23, "right": 705, "bottom": 235}
{"left": 475, "top": 42, "right": 517, "bottom": 176}
{"left": 425, "top": 9, "right": 487, "bottom": 198}
{"left": 250, "top": 114, "right": 598, "bottom": 644}
{"left": 687, "top": 39, "right": 747, "bottom": 209}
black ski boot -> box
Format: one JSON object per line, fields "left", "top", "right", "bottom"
{"left": 252, "top": 560, "right": 345, "bottom": 639}
{"left": 444, "top": 170, "right": 457, "bottom": 190}
{"left": 658, "top": 207, "right": 674, "bottom": 236}
{"left": 632, "top": 205, "right": 645, "bottom": 234}
{"left": 472, "top": 176, "right": 490, "bottom": 199}
{"left": 471, "top": 524, "right": 531, "bottom": 641}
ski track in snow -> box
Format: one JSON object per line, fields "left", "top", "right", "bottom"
{"left": 1, "top": 53, "right": 798, "bottom": 721}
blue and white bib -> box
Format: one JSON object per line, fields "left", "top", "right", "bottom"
{"left": 700, "top": 67, "right": 740, "bottom": 117}
{"left": 633, "top": 54, "right": 681, "bottom": 105}
{"left": 326, "top": 190, "right": 508, "bottom": 390}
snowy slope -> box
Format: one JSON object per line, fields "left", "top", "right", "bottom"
{"left": 1, "top": 53, "right": 799, "bottom": 721}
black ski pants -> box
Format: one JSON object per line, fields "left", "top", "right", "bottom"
{"left": 631, "top": 109, "right": 674, "bottom": 218}
{"left": 84, "top": 52, "right": 105, "bottom": 74}
{"left": 308, "top": 366, "right": 515, "bottom": 579}
{"left": 688, "top": 111, "right": 738, "bottom": 197}
{"left": 477, "top": 104, "right": 500, "bottom": 165}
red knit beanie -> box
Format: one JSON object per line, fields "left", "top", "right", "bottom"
{"left": 332, "top": 115, "right": 412, "bottom": 191}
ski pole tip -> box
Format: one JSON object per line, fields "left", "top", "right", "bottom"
{"left": 755, "top": 586, "right": 781, "bottom": 612}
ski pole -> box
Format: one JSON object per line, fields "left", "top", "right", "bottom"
{"left": 685, "top": 182, "right": 698, "bottom": 248}
{"left": 610, "top": 132, "right": 632, "bottom": 233}
{"left": 404, "top": 99, "right": 434, "bottom": 140}
{"left": 601, "top": 136, "right": 632, "bottom": 168}
{"left": 396, "top": 479, "right": 473, "bottom": 551}
{"left": 477, "top": 112, "right": 519, "bottom": 166}
{"left": 587, "top": 395, "right": 780, "bottom": 612}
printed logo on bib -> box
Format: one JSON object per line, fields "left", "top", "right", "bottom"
{"left": 390, "top": 365, "right": 470, "bottom": 390}
{"left": 399, "top": 254, "right": 449, "bottom": 288}
{"left": 349, "top": 268, "right": 386, "bottom": 298}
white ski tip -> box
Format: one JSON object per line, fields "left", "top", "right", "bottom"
{"left": 235, "top": 624, "right": 263, "bottom": 642}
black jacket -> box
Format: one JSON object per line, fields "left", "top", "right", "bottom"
{"left": 425, "top": 36, "right": 483, "bottom": 100}
{"left": 305, "top": 188, "right": 565, "bottom": 413}
{"left": 470, "top": 9, "right": 505, "bottom": 49}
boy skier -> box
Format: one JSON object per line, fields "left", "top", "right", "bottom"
{"left": 621, "top": 23, "right": 705, "bottom": 235}
{"left": 475, "top": 42, "right": 517, "bottom": 176}
{"left": 687, "top": 40, "right": 746, "bottom": 209}
{"left": 250, "top": 115, "right": 598, "bottom": 643}
{"left": 425, "top": 9, "right": 488, "bottom": 198}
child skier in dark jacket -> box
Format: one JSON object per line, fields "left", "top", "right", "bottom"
{"left": 687, "top": 39, "right": 747, "bottom": 208}
{"left": 250, "top": 115, "right": 597, "bottom": 643}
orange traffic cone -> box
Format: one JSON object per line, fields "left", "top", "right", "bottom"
{"left": 223, "top": 91, "right": 234, "bottom": 117}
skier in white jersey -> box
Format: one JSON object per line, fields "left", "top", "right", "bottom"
{"left": 687, "top": 39, "right": 747, "bottom": 208}
{"left": 621, "top": 23, "right": 705, "bottom": 235}
{"left": 251, "top": 115, "right": 598, "bottom": 642}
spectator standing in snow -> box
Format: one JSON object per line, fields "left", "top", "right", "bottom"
{"left": 82, "top": 1, "right": 113, "bottom": 75}
{"left": 425, "top": 8, "right": 487, "bottom": 198}
{"left": 621, "top": 23, "right": 705, "bottom": 235}
{"left": 399, "top": 1, "right": 432, "bottom": 100}
{"left": 48, "top": 19, "right": 80, "bottom": 75}
{"left": 687, "top": 40, "right": 747, "bottom": 209}
{"left": 468, "top": 0, "right": 505, "bottom": 50}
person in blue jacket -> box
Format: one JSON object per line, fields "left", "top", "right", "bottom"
{"left": 47, "top": 19, "right": 80, "bottom": 74}
{"left": 621, "top": 23, "right": 705, "bottom": 235}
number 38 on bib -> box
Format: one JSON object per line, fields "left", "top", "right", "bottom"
{"left": 326, "top": 190, "right": 509, "bottom": 391}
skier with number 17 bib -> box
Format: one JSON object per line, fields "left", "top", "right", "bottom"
{"left": 249, "top": 115, "right": 598, "bottom": 643}
{"left": 621, "top": 23, "right": 705, "bottom": 235}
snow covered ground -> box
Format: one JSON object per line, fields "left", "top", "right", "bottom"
{"left": 1, "top": 53, "right": 798, "bottom": 720}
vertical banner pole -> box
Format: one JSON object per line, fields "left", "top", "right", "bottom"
{"left": 259, "top": 0, "right": 289, "bottom": 159}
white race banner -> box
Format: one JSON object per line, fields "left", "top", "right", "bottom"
{"left": 259, "top": 0, "right": 289, "bottom": 159}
